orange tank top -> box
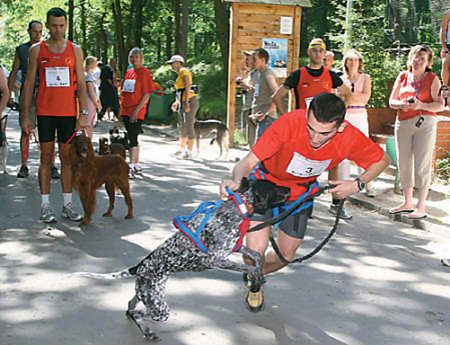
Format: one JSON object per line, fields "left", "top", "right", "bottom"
{"left": 36, "top": 40, "right": 77, "bottom": 117}
{"left": 296, "top": 67, "right": 332, "bottom": 109}
{"left": 397, "top": 71, "right": 435, "bottom": 121}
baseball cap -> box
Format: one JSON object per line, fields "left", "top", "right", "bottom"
{"left": 308, "top": 38, "right": 326, "bottom": 50}
{"left": 167, "top": 55, "right": 185, "bottom": 64}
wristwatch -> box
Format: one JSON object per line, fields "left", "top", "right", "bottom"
{"left": 80, "top": 109, "right": 89, "bottom": 116}
{"left": 355, "top": 177, "right": 366, "bottom": 192}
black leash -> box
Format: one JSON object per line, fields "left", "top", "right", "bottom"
{"left": 247, "top": 184, "right": 344, "bottom": 265}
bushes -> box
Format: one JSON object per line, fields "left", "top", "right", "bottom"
{"left": 436, "top": 152, "right": 450, "bottom": 184}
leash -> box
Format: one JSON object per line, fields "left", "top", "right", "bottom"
{"left": 247, "top": 184, "right": 344, "bottom": 265}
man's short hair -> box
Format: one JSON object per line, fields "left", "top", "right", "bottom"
{"left": 309, "top": 93, "right": 346, "bottom": 126}
{"left": 254, "top": 48, "right": 269, "bottom": 63}
{"left": 28, "top": 20, "right": 42, "bottom": 31}
{"left": 46, "top": 7, "right": 67, "bottom": 22}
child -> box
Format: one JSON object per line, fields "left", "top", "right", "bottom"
{"left": 84, "top": 56, "right": 101, "bottom": 138}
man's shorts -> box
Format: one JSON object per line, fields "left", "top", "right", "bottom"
{"left": 37, "top": 116, "right": 77, "bottom": 143}
{"left": 18, "top": 92, "right": 37, "bottom": 131}
{"left": 251, "top": 203, "right": 313, "bottom": 239}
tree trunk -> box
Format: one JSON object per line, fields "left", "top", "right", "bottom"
{"left": 68, "top": 0, "right": 74, "bottom": 41}
{"left": 173, "top": 0, "right": 181, "bottom": 54}
{"left": 99, "top": 10, "right": 108, "bottom": 64}
{"left": 80, "top": 0, "right": 87, "bottom": 51}
{"left": 112, "top": 0, "right": 127, "bottom": 73}
{"left": 214, "top": 0, "right": 229, "bottom": 71}
{"left": 178, "top": 0, "right": 189, "bottom": 57}
{"left": 165, "top": 16, "right": 173, "bottom": 59}
{"left": 134, "top": 0, "right": 144, "bottom": 47}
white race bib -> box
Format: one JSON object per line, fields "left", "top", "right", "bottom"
{"left": 286, "top": 152, "right": 331, "bottom": 178}
{"left": 122, "top": 79, "right": 136, "bottom": 93}
{"left": 305, "top": 97, "right": 313, "bottom": 109}
{"left": 45, "top": 67, "right": 70, "bottom": 87}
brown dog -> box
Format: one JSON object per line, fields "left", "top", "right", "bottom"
{"left": 98, "top": 137, "right": 126, "bottom": 160}
{"left": 70, "top": 133, "right": 133, "bottom": 225}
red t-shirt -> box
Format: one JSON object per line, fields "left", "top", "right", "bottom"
{"left": 251, "top": 109, "right": 384, "bottom": 200}
{"left": 36, "top": 40, "right": 77, "bottom": 117}
{"left": 120, "top": 66, "right": 154, "bottom": 120}
{"left": 296, "top": 66, "right": 332, "bottom": 109}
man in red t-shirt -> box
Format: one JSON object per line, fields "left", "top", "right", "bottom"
{"left": 220, "top": 93, "right": 389, "bottom": 312}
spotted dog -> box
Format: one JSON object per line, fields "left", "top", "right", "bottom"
{"left": 69, "top": 179, "right": 289, "bottom": 341}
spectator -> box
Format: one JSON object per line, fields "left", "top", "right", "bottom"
{"left": 272, "top": 38, "right": 350, "bottom": 114}
{"left": 389, "top": 45, "right": 444, "bottom": 219}
{"left": 440, "top": 10, "right": 450, "bottom": 106}
{"left": 0, "top": 65, "right": 8, "bottom": 117}
{"left": 168, "top": 55, "right": 199, "bottom": 159}
{"left": 237, "top": 50, "right": 257, "bottom": 146}
{"left": 249, "top": 48, "right": 279, "bottom": 139}
{"left": 220, "top": 93, "right": 389, "bottom": 312}
{"left": 84, "top": 56, "right": 101, "bottom": 138}
{"left": 99, "top": 58, "right": 120, "bottom": 121}
{"left": 334, "top": 49, "right": 375, "bottom": 199}
{"left": 120, "top": 47, "right": 155, "bottom": 175}
{"left": 323, "top": 50, "right": 343, "bottom": 76}
{"left": 7, "top": 20, "right": 60, "bottom": 179}
{"left": 21, "top": 7, "right": 89, "bottom": 223}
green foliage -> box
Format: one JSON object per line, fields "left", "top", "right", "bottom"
{"left": 436, "top": 152, "right": 450, "bottom": 185}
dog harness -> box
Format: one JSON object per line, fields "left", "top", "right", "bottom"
{"left": 249, "top": 165, "right": 319, "bottom": 225}
{"left": 173, "top": 187, "right": 250, "bottom": 254}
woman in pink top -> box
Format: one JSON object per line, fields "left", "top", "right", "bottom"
{"left": 338, "top": 49, "right": 374, "bottom": 196}
{"left": 389, "top": 45, "right": 444, "bottom": 219}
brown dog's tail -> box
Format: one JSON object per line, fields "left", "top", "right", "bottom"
{"left": 64, "top": 269, "right": 134, "bottom": 280}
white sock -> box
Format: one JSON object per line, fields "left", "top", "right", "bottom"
{"left": 41, "top": 194, "right": 50, "bottom": 206}
{"left": 63, "top": 193, "right": 72, "bottom": 206}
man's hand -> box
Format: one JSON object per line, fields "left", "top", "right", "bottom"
{"left": 329, "top": 180, "right": 359, "bottom": 199}
{"left": 220, "top": 179, "right": 240, "bottom": 200}
{"left": 78, "top": 114, "right": 90, "bottom": 129}
{"left": 130, "top": 111, "right": 138, "bottom": 123}
{"left": 171, "top": 100, "right": 180, "bottom": 112}
{"left": 21, "top": 116, "right": 33, "bottom": 135}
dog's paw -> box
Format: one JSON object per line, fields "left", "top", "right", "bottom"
{"left": 102, "top": 211, "right": 113, "bottom": 217}
{"left": 125, "top": 214, "right": 134, "bottom": 219}
{"left": 80, "top": 219, "right": 91, "bottom": 226}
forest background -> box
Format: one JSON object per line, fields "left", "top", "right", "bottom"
{"left": 0, "top": 0, "right": 449, "bottom": 116}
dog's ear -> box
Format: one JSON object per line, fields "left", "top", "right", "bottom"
{"left": 237, "top": 177, "right": 250, "bottom": 193}
{"left": 272, "top": 186, "right": 291, "bottom": 206}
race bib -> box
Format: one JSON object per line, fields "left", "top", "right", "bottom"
{"left": 286, "top": 152, "right": 331, "bottom": 178}
{"left": 122, "top": 79, "right": 136, "bottom": 93}
{"left": 45, "top": 67, "right": 70, "bottom": 87}
{"left": 305, "top": 97, "right": 313, "bottom": 109}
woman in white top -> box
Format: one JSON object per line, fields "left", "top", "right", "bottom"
{"left": 339, "top": 49, "right": 374, "bottom": 195}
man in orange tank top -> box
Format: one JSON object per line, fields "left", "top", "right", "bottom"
{"left": 21, "top": 7, "right": 89, "bottom": 223}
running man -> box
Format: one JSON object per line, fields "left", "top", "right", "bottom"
{"left": 21, "top": 7, "right": 89, "bottom": 223}
{"left": 220, "top": 93, "right": 390, "bottom": 312}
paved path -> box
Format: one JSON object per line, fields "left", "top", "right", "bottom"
{"left": 1, "top": 110, "right": 449, "bottom": 345}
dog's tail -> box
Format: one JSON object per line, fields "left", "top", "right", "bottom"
{"left": 65, "top": 269, "right": 135, "bottom": 280}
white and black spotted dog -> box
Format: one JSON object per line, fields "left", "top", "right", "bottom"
{"left": 69, "top": 178, "right": 289, "bottom": 341}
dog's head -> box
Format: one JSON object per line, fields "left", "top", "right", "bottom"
{"left": 71, "top": 133, "right": 95, "bottom": 159}
{"left": 238, "top": 178, "right": 290, "bottom": 215}
{"left": 98, "top": 137, "right": 110, "bottom": 155}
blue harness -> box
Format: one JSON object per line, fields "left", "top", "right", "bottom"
{"left": 172, "top": 187, "right": 250, "bottom": 254}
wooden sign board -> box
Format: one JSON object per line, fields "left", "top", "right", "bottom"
{"left": 226, "top": 0, "right": 311, "bottom": 143}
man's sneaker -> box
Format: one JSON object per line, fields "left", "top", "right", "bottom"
{"left": 40, "top": 203, "right": 57, "bottom": 223}
{"left": 61, "top": 202, "right": 83, "bottom": 222}
{"left": 180, "top": 151, "right": 192, "bottom": 160}
{"left": 17, "top": 165, "right": 29, "bottom": 178}
{"left": 441, "top": 258, "right": 450, "bottom": 267}
{"left": 51, "top": 166, "right": 60, "bottom": 179}
{"left": 173, "top": 150, "right": 183, "bottom": 157}
{"left": 245, "top": 285, "right": 264, "bottom": 312}
{"left": 133, "top": 164, "right": 143, "bottom": 175}
{"left": 328, "top": 204, "right": 353, "bottom": 220}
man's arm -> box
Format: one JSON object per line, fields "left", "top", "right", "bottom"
{"left": 7, "top": 53, "right": 20, "bottom": 104}
{"left": 330, "top": 152, "right": 390, "bottom": 199}
{"left": 440, "top": 11, "right": 450, "bottom": 56}
{"left": 21, "top": 44, "right": 39, "bottom": 134}
{"left": 272, "top": 85, "right": 289, "bottom": 115}
{"left": 0, "top": 68, "right": 9, "bottom": 115}
{"left": 220, "top": 151, "right": 260, "bottom": 197}
{"left": 265, "top": 72, "right": 279, "bottom": 117}
{"left": 73, "top": 45, "right": 89, "bottom": 127}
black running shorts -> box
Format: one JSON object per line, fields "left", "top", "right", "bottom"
{"left": 37, "top": 116, "right": 77, "bottom": 143}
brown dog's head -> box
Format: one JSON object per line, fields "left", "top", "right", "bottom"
{"left": 238, "top": 178, "right": 290, "bottom": 215}
{"left": 71, "top": 133, "right": 95, "bottom": 159}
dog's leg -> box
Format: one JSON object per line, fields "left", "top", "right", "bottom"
{"left": 117, "top": 178, "right": 133, "bottom": 219}
{"left": 103, "top": 181, "right": 115, "bottom": 217}
{"left": 79, "top": 182, "right": 95, "bottom": 225}
{"left": 126, "top": 294, "right": 161, "bottom": 342}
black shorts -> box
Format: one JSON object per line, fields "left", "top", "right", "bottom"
{"left": 251, "top": 203, "right": 313, "bottom": 239}
{"left": 37, "top": 116, "right": 77, "bottom": 143}
{"left": 122, "top": 116, "right": 142, "bottom": 147}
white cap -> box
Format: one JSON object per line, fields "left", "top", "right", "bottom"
{"left": 167, "top": 55, "right": 185, "bottom": 64}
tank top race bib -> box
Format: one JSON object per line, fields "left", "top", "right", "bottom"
{"left": 45, "top": 66, "right": 70, "bottom": 87}
{"left": 286, "top": 152, "right": 331, "bottom": 178}
{"left": 122, "top": 79, "right": 136, "bottom": 93}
